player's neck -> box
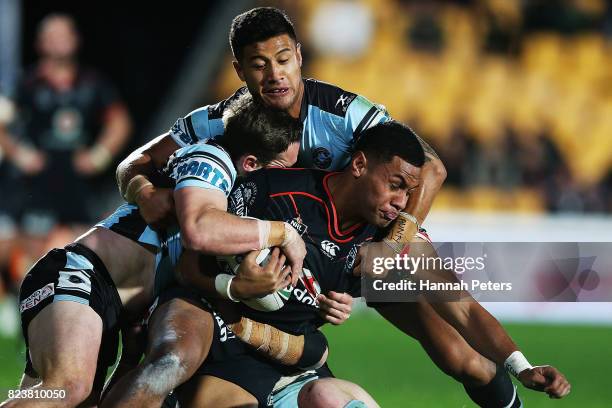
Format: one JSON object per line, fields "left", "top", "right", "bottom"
{"left": 326, "top": 172, "right": 362, "bottom": 230}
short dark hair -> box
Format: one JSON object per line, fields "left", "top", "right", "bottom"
{"left": 229, "top": 7, "right": 297, "bottom": 60}
{"left": 220, "top": 92, "right": 301, "bottom": 165}
{"left": 354, "top": 121, "right": 425, "bottom": 168}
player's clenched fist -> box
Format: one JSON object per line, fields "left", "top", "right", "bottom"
{"left": 136, "top": 185, "right": 176, "bottom": 230}
{"left": 518, "top": 365, "right": 571, "bottom": 399}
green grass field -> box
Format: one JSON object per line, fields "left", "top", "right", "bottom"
{"left": 321, "top": 315, "right": 611, "bottom": 407}
{"left": 0, "top": 314, "right": 610, "bottom": 407}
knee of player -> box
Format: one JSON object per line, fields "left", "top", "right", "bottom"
{"left": 43, "top": 377, "right": 93, "bottom": 406}
{"left": 298, "top": 380, "right": 349, "bottom": 408}
{"left": 135, "top": 353, "right": 187, "bottom": 396}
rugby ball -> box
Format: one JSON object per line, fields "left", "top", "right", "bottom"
{"left": 217, "top": 248, "right": 292, "bottom": 312}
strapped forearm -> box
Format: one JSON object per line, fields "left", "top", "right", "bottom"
{"left": 229, "top": 317, "right": 327, "bottom": 369}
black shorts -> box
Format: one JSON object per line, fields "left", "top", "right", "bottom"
{"left": 156, "top": 286, "right": 332, "bottom": 407}
{"left": 18, "top": 243, "right": 123, "bottom": 393}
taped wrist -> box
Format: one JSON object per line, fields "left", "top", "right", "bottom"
{"left": 296, "top": 330, "right": 328, "bottom": 370}
{"left": 124, "top": 175, "right": 153, "bottom": 204}
{"left": 504, "top": 351, "right": 533, "bottom": 378}
{"left": 264, "top": 221, "right": 287, "bottom": 248}
{"left": 383, "top": 212, "right": 419, "bottom": 253}
{"left": 257, "top": 219, "right": 272, "bottom": 250}
{"left": 229, "top": 317, "right": 304, "bottom": 365}
{"left": 214, "top": 274, "right": 240, "bottom": 302}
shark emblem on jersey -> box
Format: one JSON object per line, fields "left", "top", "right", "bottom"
{"left": 312, "top": 147, "right": 333, "bottom": 169}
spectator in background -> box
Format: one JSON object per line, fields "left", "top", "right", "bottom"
{"left": 0, "top": 13, "right": 131, "bottom": 285}
{"left": 0, "top": 92, "right": 18, "bottom": 305}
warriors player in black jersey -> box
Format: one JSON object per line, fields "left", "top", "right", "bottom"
{"left": 138, "top": 121, "right": 569, "bottom": 407}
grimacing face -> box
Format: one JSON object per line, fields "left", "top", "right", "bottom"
{"left": 357, "top": 155, "right": 421, "bottom": 228}
{"left": 233, "top": 34, "right": 304, "bottom": 118}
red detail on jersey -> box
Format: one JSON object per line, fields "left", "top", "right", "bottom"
{"left": 302, "top": 275, "right": 319, "bottom": 298}
{"left": 269, "top": 191, "right": 356, "bottom": 243}
{"left": 416, "top": 228, "right": 432, "bottom": 243}
{"left": 322, "top": 173, "right": 364, "bottom": 237}
{"left": 289, "top": 195, "right": 300, "bottom": 218}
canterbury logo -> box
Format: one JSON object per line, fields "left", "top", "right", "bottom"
{"left": 320, "top": 240, "right": 340, "bottom": 258}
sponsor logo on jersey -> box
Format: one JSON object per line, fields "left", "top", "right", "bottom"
{"left": 288, "top": 217, "right": 308, "bottom": 236}
{"left": 57, "top": 270, "right": 92, "bottom": 295}
{"left": 213, "top": 311, "right": 236, "bottom": 342}
{"left": 301, "top": 268, "right": 321, "bottom": 299}
{"left": 320, "top": 240, "right": 340, "bottom": 259}
{"left": 335, "top": 93, "right": 356, "bottom": 113}
{"left": 242, "top": 181, "right": 258, "bottom": 207}
{"left": 312, "top": 147, "right": 333, "bottom": 169}
{"left": 20, "top": 283, "right": 54, "bottom": 312}
{"left": 344, "top": 244, "right": 360, "bottom": 274}
{"left": 176, "top": 159, "right": 229, "bottom": 193}
{"left": 229, "top": 187, "right": 246, "bottom": 216}
{"left": 170, "top": 118, "right": 192, "bottom": 145}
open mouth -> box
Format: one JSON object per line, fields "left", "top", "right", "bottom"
{"left": 263, "top": 88, "right": 289, "bottom": 97}
{"left": 381, "top": 211, "right": 398, "bottom": 221}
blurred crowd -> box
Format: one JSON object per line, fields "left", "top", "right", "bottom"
{"left": 0, "top": 14, "right": 131, "bottom": 305}
{"left": 2, "top": 1, "right": 612, "bottom": 308}
{"left": 216, "top": 0, "right": 612, "bottom": 213}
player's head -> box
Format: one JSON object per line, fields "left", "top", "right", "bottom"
{"left": 37, "top": 14, "right": 80, "bottom": 60}
{"left": 221, "top": 92, "right": 301, "bottom": 175}
{"left": 348, "top": 121, "right": 425, "bottom": 227}
{"left": 229, "top": 7, "right": 303, "bottom": 116}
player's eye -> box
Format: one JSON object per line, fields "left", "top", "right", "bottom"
{"left": 278, "top": 59, "right": 289, "bottom": 64}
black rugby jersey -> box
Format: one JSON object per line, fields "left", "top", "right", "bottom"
{"left": 225, "top": 168, "right": 376, "bottom": 335}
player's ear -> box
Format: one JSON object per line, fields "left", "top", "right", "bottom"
{"left": 296, "top": 42, "right": 303, "bottom": 68}
{"left": 233, "top": 60, "right": 246, "bottom": 82}
{"left": 242, "top": 155, "right": 262, "bottom": 173}
{"left": 351, "top": 151, "right": 367, "bottom": 178}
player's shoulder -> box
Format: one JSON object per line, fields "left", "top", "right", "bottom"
{"left": 172, "top": 140, "right": 230, "bottom": 161}
{"left": 303, "top": 78, "right": 358, "bottom": 118}
{"left": 255, "top": 167, "right": 327, "bottom": 196}
{"left": 206, "top": 86, "right": 249, "bottom": 120}
{"left": 303, "top": 78, "right": 386, "bottom": 119}
{"left": 166, "top": 140, "right": 235, "bottom": 178}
